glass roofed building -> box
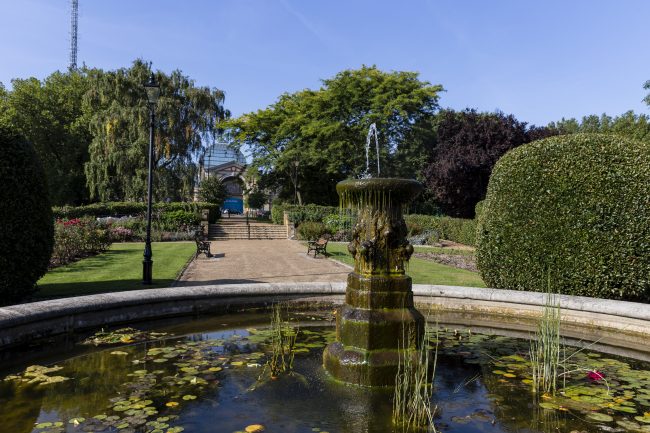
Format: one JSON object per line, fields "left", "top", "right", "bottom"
{"left": 197, "top": 139, "right": 247, "bottom": 213}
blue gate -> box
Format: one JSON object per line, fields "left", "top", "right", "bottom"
{"left": 223, "top": 197, "right": 244, "bottom": 213}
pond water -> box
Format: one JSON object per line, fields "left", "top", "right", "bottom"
{"left": 1, "top": 311, "right": 650, "bottom": 433}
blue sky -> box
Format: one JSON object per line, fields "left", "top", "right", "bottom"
{"left": 2, "top": 0, "right": 650, "bottom": 126}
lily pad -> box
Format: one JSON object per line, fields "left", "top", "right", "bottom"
{"left": 586, "top": 412, "right": 614, "bottom": 422}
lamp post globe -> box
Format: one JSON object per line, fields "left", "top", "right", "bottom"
{"left": 143, "top": 72, "right": 160, "bottom": 284}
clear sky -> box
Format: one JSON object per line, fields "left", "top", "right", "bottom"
{"left": 2, "top": 0, "right": 650, "bottom": 126}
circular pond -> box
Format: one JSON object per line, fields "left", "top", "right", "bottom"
{"left": 2, "top": 310, "right": 650, "bottom": 433}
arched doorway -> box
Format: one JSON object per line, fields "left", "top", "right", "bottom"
{"left": 221, "top": 175, "right": 245, "bottom": 213}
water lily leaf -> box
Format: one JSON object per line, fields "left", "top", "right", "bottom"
{"left": 612, "top": 405, "right": 638, "bottom": 414}
{"left": 165, "top": 401, "right": 179, "bottom": 407}
{"left": 586, "top": 412, "right": 614, "bottom": 422}
{"left": 182, "top": 395, "right": 197, "bottom": 400}
{"left": 245, "top": 425, "right": 265, "bottom": 432}
{"left": 617, "top": 420, "right": 642, "bottom": 430}
{"left": 635, "top": 416, "right": 650, "bottom": 424}
{"left": 539, "top": 402, "right": 559, "bottom": 410}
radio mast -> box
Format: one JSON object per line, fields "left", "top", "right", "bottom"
{"left": 69, "top": 0, "right": 78, "bottom": 70}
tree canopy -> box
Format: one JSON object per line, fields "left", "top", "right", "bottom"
{"left": 84, "top": 60, "right": 230, "bottom": 202}
{"left": 423, "top": 109, "right": 556, "bottom": 218}
{"left": 227, "top": 66, "right": 443, "bottom": 205}
{"left": 199, "top": 175, "right": 227, "bottom": 205}
{"left": 0, "top": 71, "right": 91, "bottom": 205}
{"left": 548, "top": 111, "right": 650, "bottom": 143}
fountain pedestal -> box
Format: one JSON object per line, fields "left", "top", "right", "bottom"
{"left": 323, "top": 178, "right": 425, "bottom": 386}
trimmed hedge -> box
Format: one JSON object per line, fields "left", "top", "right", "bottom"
{"left": 404, "top": 214, "right": 477, "bottom": 246}
{"left": 0, "top": 127, "right": 54, "bottom": 304}
{"left": 53, "top": 202, "right": 220, "bottom": 223}
{"left": 270, "top": 203, "right": 341, "bottom": 225}
{"left": 286, "top": 204, "right": 340, "bottom": 225}
{"left": 476, "top": 133, "right": 650, "bottom": 301}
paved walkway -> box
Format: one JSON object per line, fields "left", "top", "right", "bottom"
{"left": 175, "top": 239, "right": 351, "bottom": 286}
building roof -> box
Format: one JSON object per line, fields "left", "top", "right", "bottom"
{"left": 201, "top": 139, "right": 246, "bottom": 169}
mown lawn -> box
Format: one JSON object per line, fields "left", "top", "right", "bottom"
{"left": 37, "top": 242, "right": 195, "bottom": 298}
{"left": 326, "top": 242, "right": 485, "bottom": 287}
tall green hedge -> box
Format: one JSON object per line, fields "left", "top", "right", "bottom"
{"left": 476, "top": 133, "right": 650, "bottom": 301}
{"left": 53, "top": 202, "right": 220, "bottom": 223}
{"left": 0, "top": 127, "right": 54, "bottom": 304}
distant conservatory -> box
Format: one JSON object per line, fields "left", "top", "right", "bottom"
{"left": 196, "top": 139, "right": 248, "bottom": 213}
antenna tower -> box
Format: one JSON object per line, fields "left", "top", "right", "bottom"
{"left": 69, "top": 0, "right": 78, "bottom": 70}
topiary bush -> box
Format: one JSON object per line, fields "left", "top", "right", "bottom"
{"left": 0, "top": 127, "right": 54, "bottom": 304}
{"left": 476, "top": 133, "right": 650, "bottom": 301}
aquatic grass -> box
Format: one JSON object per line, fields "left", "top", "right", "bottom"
{"left": 260, "top": 303, "right": 299, "bottom": 379}
{"left": 392, "top": 323, "right": 437, "bottom": 432}
{"left": 528, "top": 280, "right": 610, "bottom": 398}
{"left": 529, "top": 289, "right": 561, "bottom": 395}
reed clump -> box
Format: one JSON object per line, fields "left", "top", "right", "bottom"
{"left": 261, "top": 303, "right": 299, "bottom": 379}
{"left": 529, "top": 290, "right": 561, "bottom": 395}
{"left": 392, "top": 324, "right": 437, "bottom": 432}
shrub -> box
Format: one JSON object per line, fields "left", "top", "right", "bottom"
{"left": 297, "top": 222, "right": 331, "bottom": 240}
{"left": 0, "top": 127, "right": 54, "bottom": 303}
{"left": 109, "top": 226, "right": 134, "bottom": 242}
{"left": 286, "top": 204, "right": 340, "bottom": 225}
{"left": 271, "top": 201, "right": 287, "bottom": 225}
{"left": 323, "top": 212, "right": 355, "bottom": 242}
{"left": 404, "top": 214, "right": 477, "bottom": 246}
{"left": 51, "top": 218, "right": 112, "bottom": 267}
{"left": 476, "top": 133, "right": 650, "bottom": 301}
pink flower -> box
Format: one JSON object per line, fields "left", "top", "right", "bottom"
{"left": 587, "top": 370, "right": 605, "bottom": 381}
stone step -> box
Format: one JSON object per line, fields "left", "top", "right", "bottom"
{"left": 207, "top": 223, "right": 287, "bottom": 240}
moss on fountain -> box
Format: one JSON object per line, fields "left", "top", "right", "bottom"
{"left": 323, "top": 178, "right": 425, "bottom": 386}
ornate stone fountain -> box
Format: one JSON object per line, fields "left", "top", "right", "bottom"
{"left": 323, "top": 178, "right": 425, "bottom": 386}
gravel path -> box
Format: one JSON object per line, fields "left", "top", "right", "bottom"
{"left": 175, "top": 239, "right": 350, "bottom": 286}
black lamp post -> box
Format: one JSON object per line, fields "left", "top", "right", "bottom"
{"left": 143, "top": 73, "right": 160, "bottom": 285}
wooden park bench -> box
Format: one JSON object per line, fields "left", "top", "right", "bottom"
{"left": 194, "top": 230, "right": 213, "bottom": 258}
{"left": 307, "top": 236, "right": 329, "bottom": 257}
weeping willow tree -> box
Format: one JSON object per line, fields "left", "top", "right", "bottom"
{"left": 83, "top": 60, "right": 229, "bottom": 202}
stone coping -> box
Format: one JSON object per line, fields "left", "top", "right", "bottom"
{"left": 0, "top": 283, "right": 649, "bottom": 348}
